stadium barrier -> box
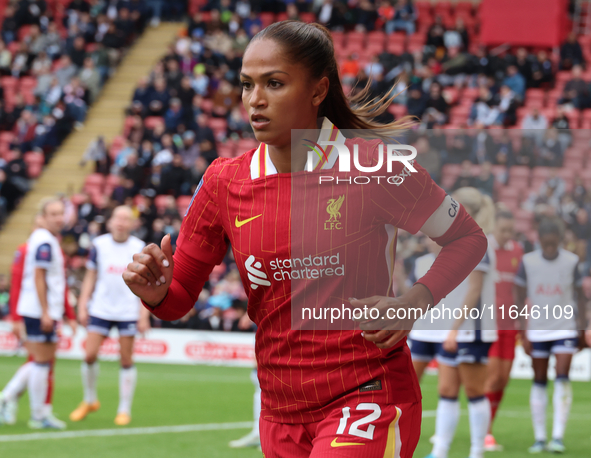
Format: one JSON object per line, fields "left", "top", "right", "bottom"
{"left": 0, "top": 322, "right": 255, "bottom": 368}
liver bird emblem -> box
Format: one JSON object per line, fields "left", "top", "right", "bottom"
{"left": 326, "top": 195, "right": 345, "bottom": 222}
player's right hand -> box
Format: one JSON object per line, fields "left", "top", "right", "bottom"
{"left": 123, "top": 234, "right": 174, "bottom": 307}
{"left": 11, "top": 320, "right": 23, "bottom": 340}
{"left": 78, "top": 306, "right": 88, "bottom": 327}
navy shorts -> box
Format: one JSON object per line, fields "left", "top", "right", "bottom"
{"left": 531, "top": 338, "right": 578, "bottom": 359}
{"left": 409, "top": 338, "right": 458, "bottom": 367}
{"left": 87, "top": 316, "right": 137, "bottom": 337}
{"left": 23, "top": 316, "right": 58, "bottom": 344}
{"left": 456, "top": 341, "right": 492, "bottom": 365}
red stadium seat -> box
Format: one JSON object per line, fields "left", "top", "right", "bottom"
{"left": 508, "top": 166, "right": 530, "bottom": 186}
{"left": 388, "top": 104, "right": 408, "bottom": 119}
{"left": 154, "top": 195, "right": 171, "bottom": 211}
{"left": 300, "top": 12, "right": 316, "bottom": 23}
{"left": 144, "top": 116, "right": 165, "bottom": 130}
{"left": 260, "top": 13, "right": 275, "bottom": 29}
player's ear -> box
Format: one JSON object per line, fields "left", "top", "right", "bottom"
{"left": 311, "top": 76, "right": 329, "bottom": 108}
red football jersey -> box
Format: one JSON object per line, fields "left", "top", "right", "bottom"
{"left": 179, "top": 119, "right": 448, "bottom": 423}
{"left": 489, "top": 235, "right": 523, "bottom": 330}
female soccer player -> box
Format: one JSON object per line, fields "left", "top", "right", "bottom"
{"left": 515, "top": 218, "right": 585, "bottom": 454}
{"left": 427, "top": 187, "right": 496, "bottom": 458}
{"left": 484, "top": 210, "right": 523, "bottom": 452}
{"left": 123, "top": 21, "right": 487, "bottom": 458}
{"left": 70, "top": 206, "right": 149, "bottom": 426}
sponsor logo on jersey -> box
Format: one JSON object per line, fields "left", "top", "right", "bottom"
{"left": 325, "top": 195, "right": 344, "bottom": 230}
{"left": 535, "top": 284, "right": 563, "bottom": 295}
{"left": 245, "top": 255, "right": 271, "bottom": 290}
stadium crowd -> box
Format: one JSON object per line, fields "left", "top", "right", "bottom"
{"left": 2, "top": 0, "right": 591, "bottom": 332}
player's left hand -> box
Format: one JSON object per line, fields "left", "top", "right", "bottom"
{"left": 351, "top": 284, "right": 434, "bottom": 349}
{"left": 586, "top": 329, "right": 591, "bottom": 348}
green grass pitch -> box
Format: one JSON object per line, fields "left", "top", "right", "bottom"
{"left": 0, "top": 357, "right": 589, "bottom": 457}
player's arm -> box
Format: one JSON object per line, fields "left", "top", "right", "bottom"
{"left": 124, "top": 167, "right": 228, "bottom": 321}
{"left": 138, "top": 301, "right": 151, "bottom": 333}
{"left": 35, "top": 267, "right": 52, "bottom": 332}
{"left": 573, "top": 264, "right": 587, "bottom": 349}
{"left": 513, "top": 261, "right": 531, "bottom": 355}
{"left": 78, "top": 269, "right": 97, "bottom": 327}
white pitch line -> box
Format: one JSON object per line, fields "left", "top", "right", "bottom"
{"left": 0, "top": 414, "right": 440, "bottom": 443}
{"left": 0, "top": 421, "right": 253, "bottom": 443}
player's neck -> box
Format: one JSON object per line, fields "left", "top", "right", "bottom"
{"left": 267, "top": 145, "right": 302, "bottom": 174}
{"left": 112, "top": 234, "right": 129, "bottom": 243}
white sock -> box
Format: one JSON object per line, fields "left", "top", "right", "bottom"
{"left": 117, "top": 366, "right": 137, "bottom": 415}
{"left": 28, "top": 363, "right": 49, "bottom": 421}
{"left": 2, "top": 361, "right": 33, "bottom": 400}
{"left": 431, "top": 397, "right": 460, "bottom": 458}
{"left": 251, "top": 369, "right": 261, "bottom": 435}
{"left": 43, "top": 403, "right": 53, "bottom": 417}
{"left": 82, "top": 362, "right": 99, "bottom": 404}
{"left": 530, "top": 382, "right": 548, "bottom": 442}
{"left": 552, "top": 377, "right": 572, "bottom": 440}
{"left": 468, "top": 396, "right": 491, "bottom": 458}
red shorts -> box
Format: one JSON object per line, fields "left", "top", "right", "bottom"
{"left": 488, "top": 330, "right": 518, "bottom": 361}
{"left": 260, "top": 392, "right": 421, "bottom": 458}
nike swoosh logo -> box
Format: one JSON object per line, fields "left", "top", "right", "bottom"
{"left": 235, "top": 214, "right": 262, "bottom": 228}
{"left": 330, "top": 438, "right": 365, "bottom": 448}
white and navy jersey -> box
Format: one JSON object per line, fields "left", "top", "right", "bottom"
{"left": 409, "top": 252, "right": 468, "bottom": 342}
{"left": 514, "top": 248, "right": 580, "bottom": 342}
{"left": 87, "top": 234, "right": 145, "bottom": 321}
{"left": 456, "top": 243, "right": 498, "bottom": 343}
{"left": 16, "top": 228, "right": 65, "bottom": 320}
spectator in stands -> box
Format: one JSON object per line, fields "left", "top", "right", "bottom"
{"left": 3, "top": 149, "right": 30, "bottom": 209}
{"left": 470, "top": 129, "right": 497, "bottom": 164}
{"left": 469, "top": 86, "right": 499, "bottom": 127}
{"left": 147, "top": 77, "right": 170, "bottom": 116}
{"left": 414, "top": 136, "right": 441, "bottom": 182}
{"left": 531, "top": 50, "right": 554, "bottom": 88}
{"left": 13, "top": 110, "right": 37, "bottom": 151}
{"left": 0, "top": 40, "right": 12, "bottom": 76}
{"left": 378, "top": 0, "right": 395, "bottom": 31}
{"left": 11, "top": 41, "right": 30, "bottom": 78}
{"left": 147, "top": 0, "right": 165, "bottom": 27}
{"left": 160, "top": 154, "right": 191, "bottom": 197}
{"left": 79, "top": 57, "right": 101, "bottom": 103}
{"left": 451, "top": 160, "right": 476, "bottom": 191}
{"left": 502, "top": 64, "right": 526, "bottom": 101}
{"left": 227, "top": 106, "right": 251, "bottom": 137}
{"left": 559, "top": 64, "right": 589, "bottom": 109}
{"left": 56, "top": 55, "right": 78, "bottom": 87}
{"left": 133, "top": 76, "right": 152, "bottom": 107}
{"left": 316, "top": 0, "right": 346, "bottom": 31}
{"left": 444, "top": 18, "right": 469, "bottom": 51}
{"left": 521, "top": 107, "right": 548, "bottom": 142}
{"left": 538, "top": 127, "right": 564, "bottom": 167}
{"left": 560, "top": 31, "right": 584, "bottom": 70}
{"left": 122, "top": 153, "right": 144, "bottom": 192}
{"left": 540, "top": 168, "right": 566, "bottom": 202}
{"left": 69, "top": 35, "right": 88, "bottom": 69}
{"left": 191, "top": 63, "right": 210, "bottom": 96}
{"left": 496, "top": 84, "right": 518, "bottom": 126}
{"left": 426, "top": 15, "right": 446, "bottom": 52}
{"left": 354, "top": 0, "right": 378, "bottom": 32}
{"left": 514, "top": 136, "right": 536, "bottom": 168}
{"left": 63, "top": 77, "right": 88, "bottom": 128}
{"left": 423, "top": 81, "right": 448, "bottom": 126}
{"left": 164, "top": 98, "right": 184, "bottom": 132}
{"left": 406, "top": 83, "right": 427, "bottom": 119}
{"left": 365, "top": 56, "right": 384, "bottom": 80}
{"left": 387, "top": 0, "right": 416, "bottom": 35}
{"left": 494, "top": 130, "right": 515, "bottom": 167}
{"left": 194, "top": 113, "right": 218, "bottom": 163}
{"left": 472, "top": 161, "right": 495, "bottom": 198}
{"left": 1, "top": 5, "right": 18, "bottom": 45}
{"left": 179, "top": 130, "right": 200, "bottom": 168}
{"left": 513, "top": 47, "right": 532, "bottom": 88}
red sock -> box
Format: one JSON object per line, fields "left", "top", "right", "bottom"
{"left": 45, "top": 359, "right": 55, "bottom": 405}
{"left": 485, "top": 390, "right": 505, "bottom": 434}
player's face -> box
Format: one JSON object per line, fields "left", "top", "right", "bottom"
{"left": 43, "top": 201, "right": 65, "bottom": 235}
{"left": 540, "top": 233, "right": 560, "bottom": 259}
{"left": 240, "top": 39, "right": 327, "bottom": 150}
{"left": 110, "top": 210, "right": 133, "bottom": 241}
{"left": 494, "top": 217, "right": 514, "bottom": 247}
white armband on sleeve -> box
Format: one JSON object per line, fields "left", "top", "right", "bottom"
{"left": 419, "top": 195, "right": 459, "bottom": 238}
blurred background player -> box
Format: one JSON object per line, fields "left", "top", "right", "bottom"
{"left": 429, "top": 187, "right": 497, "bottom": 458}
{"left": 515, "top": 218, "right": 586, "bottom": 454}
{"left": 0, "top": 213, "right": 76, "bottom": 425}
{"left": 70, "top": 206, "right": 149, "bottom": 426}
{"left": 484, "top": 210, "right": 523, "bottom": 451}
{"left": 14, "top": 197, "right": 67, "bottom": 429}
